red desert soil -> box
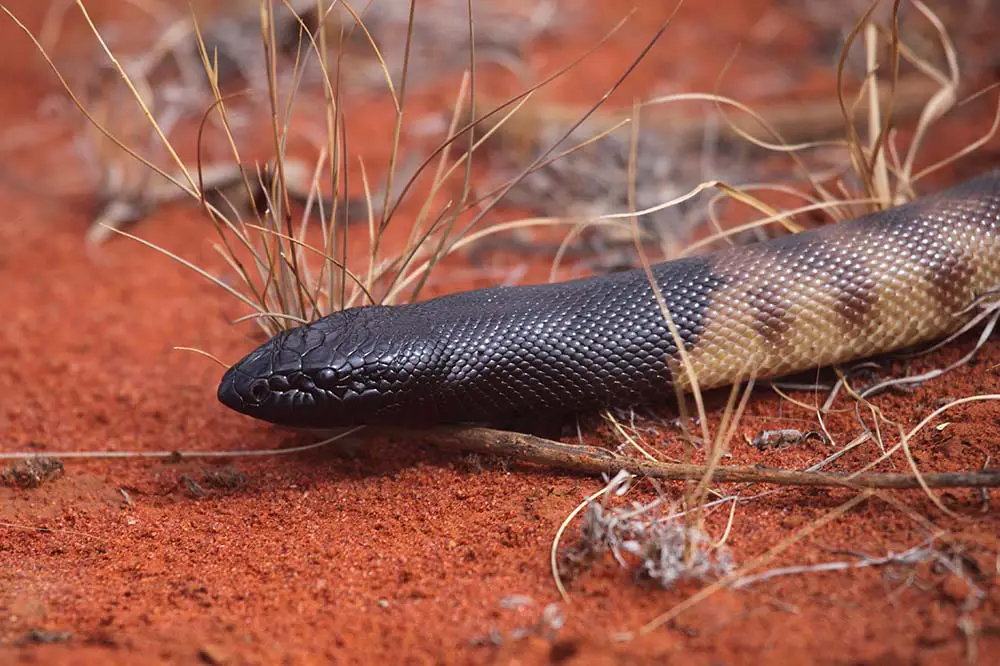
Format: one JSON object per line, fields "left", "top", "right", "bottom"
{"left": 2, "top": 1, "right": 1000, "bottom": 664}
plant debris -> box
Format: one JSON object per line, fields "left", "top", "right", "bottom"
{"left": 560, "top": 472, "right": 735, "bottom": 589}
{"left": 16, "top": 629, "right": 73, "bottom": 646}
{"left": 471, "top": 599, "right": 565, "bottom": 648}
{"left": 1, "top": 457, "right": 65, "bottom": 488}
{"left": 178, "top": 466, "right": 249, "bottom": 498}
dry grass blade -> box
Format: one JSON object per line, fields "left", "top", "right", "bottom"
{"left": 550, "top": 471, "right": 629, "bottom": 603}
{"left": 0, "top": 428, "right": 364, "bottom": 461}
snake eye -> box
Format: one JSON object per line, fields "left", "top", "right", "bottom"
{"left": 248, "top": 379, "right": 270, "bottom": 403}
{"left": 315, "top": 367, "right": 338, "bottom": 388}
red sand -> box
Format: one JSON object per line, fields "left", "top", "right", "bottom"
{"left": 2, "top": 1, "right": 1000, "bottom": 664}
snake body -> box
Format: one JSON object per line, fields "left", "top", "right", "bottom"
{"left": 217, "top": 171, "right": 1000, "bottom": 428}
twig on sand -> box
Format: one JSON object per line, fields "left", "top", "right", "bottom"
{"left": 410, "top": 426, "right": 1000, "bottom": 490}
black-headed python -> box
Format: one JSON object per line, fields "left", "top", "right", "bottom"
{"left": 217, "top": 171, "right": 1000, "bottom": 428}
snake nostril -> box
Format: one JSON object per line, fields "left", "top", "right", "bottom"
{"left": 248, "top": 379, "right": 270, "bottom": 404}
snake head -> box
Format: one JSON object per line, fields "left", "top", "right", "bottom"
{"left": 217, "top": 307, "right": 408, "bottom": 428}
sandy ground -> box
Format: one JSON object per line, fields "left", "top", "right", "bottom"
{"left": 2, "top": 1, "right": 1000, "bottom": 664}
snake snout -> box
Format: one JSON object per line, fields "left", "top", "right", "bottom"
{"left": 217, "top": 312, "right": 402, "bottom": 427}
{"left": 218, "top": 345, "right": 276, "bottom": 414}
{"left": 218, "top": 365, "right": 267, "bottom": 409}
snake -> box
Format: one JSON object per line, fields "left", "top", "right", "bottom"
{"left": 216, "top": 170, "right": 1000, "bottom": 429}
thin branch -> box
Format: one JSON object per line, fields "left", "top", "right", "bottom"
{"left": 408, "top": 427, "right": 1000, "bottom": 489}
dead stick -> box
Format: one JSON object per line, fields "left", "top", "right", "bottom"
{"left": 406, "top": 426, "right": 1000, "bottom": 489}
